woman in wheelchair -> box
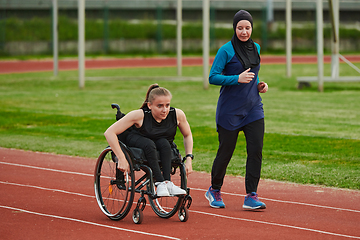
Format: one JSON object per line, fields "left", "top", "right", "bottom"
{"left": 104, "top": 84, "right": 193, "bottom": 197}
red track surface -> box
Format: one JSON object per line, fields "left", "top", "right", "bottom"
{"left": 1, "top": 55, "right": 360, "bottom": 74}
{"left": 1, "top": 148, "right": 360, "bottom": 240}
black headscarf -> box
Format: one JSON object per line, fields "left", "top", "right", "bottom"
{"left": 231, "top": 10, "right": 260, "bottom": 69}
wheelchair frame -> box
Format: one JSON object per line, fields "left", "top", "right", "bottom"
{"left": 94, "top": 104, "right": 192, "bottom": 224}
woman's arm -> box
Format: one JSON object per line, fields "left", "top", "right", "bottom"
{"left": 209, "top": 42, "right": 240, "bottom": 86}
{"left": 176, "top": 109, "right": 193, "bottom": 175}
{"left": 104, "top": 109, "right": 143, "bottom": 172}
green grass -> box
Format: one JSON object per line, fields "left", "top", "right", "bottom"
{"left": 0, "top": 61, "right": 359, "bottom": 190}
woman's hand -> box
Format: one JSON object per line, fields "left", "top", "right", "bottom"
{"left": 257, "top": 81, "right": 268, "bottom": 93}
{"left": 185, "top": 159, "right": 193, "bottom": 177}
{"left": 238, "top": 68, "right": 255, "bottom": 83}
{"left": 117, "top": 156, "right": 130, "bottom": 173}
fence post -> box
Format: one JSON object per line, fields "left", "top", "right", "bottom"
{"left": 203, "top": 0, "right": 209, "bottom": 90}
{"left": 78, "top": 0, "right": 85, "bottom": 89}
{"left": 316, "top": 0, "right": 324, "bottom": 92}
{"left": 156, "top": 4, "right": 162, "bottom": 54}
{"left": 261, "top": 7, "right": 268, "bottom": 52}
{"left": 210, "top": 6, "right": 215, "bottom": 51}
{"left": 0, "top": 1, "right": 5, "bottom": 53}
{"left": 176, "top": 0, "right": 182, "bottom": 76}
{"left": 52, "top": 0, "right": 58, "bottom": 76}
{"left": 103, "top": 2, "right": 109, "bottom": 54}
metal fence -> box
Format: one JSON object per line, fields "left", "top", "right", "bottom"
{"left": 2, "top": 0, "right": 360, "bottom": 10}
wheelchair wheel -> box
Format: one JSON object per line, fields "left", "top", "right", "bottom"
{"left": 147, "top": 162, "right": 187, "bottom": 218}
{"left": 178, "top": 207, "right": 189, "bottom": 222}
{"left": 94, "top": 146, "right": 135, "bottom": 220}
{"left": 132, "top": 208, "right": 143, "bottom": 224}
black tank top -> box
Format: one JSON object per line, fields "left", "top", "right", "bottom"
{"left": 136, "top": 106, "right": 177, "bottom": 142}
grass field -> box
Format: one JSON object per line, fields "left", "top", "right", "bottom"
{"left": 0, "top": 60, "right": 359, "bottom": 190}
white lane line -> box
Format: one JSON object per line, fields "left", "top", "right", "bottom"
{"left": 0, "top": 205, "right": 180, "bottom": 240}
{"left": 0, "top": 161, "right": 93, "bottom": 177}
{"left": 190, "top": 210, "right": 360, "bottom": 239}
{"left": 192, "top": 188, "right": 360, "bottom": 214}
{"left": 1, "top": 181, "right": 360, "bottom": 239}
{"left": 1, "top": 161, "right": 359, "bottom": 213}
{"left": 0, "top": 180, "right": 92, "bottom": 198}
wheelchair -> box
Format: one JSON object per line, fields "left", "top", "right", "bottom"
{"left": 94, "top": 104, "right": 192, "bottom": 224}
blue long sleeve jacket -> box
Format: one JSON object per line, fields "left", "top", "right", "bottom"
{"left": 209, "top": 41, "right": 264, "bottom": 131}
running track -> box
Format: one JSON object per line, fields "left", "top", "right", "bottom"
{"left": 1, "top": 148, "right": 359, "bottom": 240}
{"left": 1, "top": 55, "right": 360, "bottom": 74}
{"left": 1, "top": 56, "right": 360, "bottom": 239}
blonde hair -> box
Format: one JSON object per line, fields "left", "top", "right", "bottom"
{"left": 140, "top": 84, "right": 172, "bottom": 109}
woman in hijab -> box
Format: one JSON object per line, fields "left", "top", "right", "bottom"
{"left": 205, "top": 10, "right": 268, "bottom": 210}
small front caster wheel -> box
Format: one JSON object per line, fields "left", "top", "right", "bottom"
{"left": 132, "top": 209, "right": 143, "bottom": 224}
{"left": 178, "top": 207, "right": 189, "bottom": 222}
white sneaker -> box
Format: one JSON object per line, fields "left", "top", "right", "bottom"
{"left": 166, "top": 181, "right": 186, "bottom": 196}
{"left": 155, "top": 181, "right": 170, "bottom": 197}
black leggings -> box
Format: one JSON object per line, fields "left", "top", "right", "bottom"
{"left": 126, "top": 132, "right": 172, "bottom": 182}
{"left": 211, "top": 118, "right": 264, "bottom": 193}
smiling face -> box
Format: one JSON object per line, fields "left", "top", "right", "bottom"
{"left": 147, "top": 95, "right": 172, "bottom": 122}
{"left": 235, "top": 20, "right": 252, "bottom": 42}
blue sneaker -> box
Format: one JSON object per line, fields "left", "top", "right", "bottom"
{"left": 205, "top": 186, "right": 225, "bottom": 208}
{"left": 243, "top": 192, "right": 266, "bottom": 210}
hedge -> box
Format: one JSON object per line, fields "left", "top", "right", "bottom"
{"left": 1, "top": 16, "right": 359, "bottom": 42}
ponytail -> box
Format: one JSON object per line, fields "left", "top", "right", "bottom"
{"left": 140, "top": 84, "right": 172, "bottom": 109}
